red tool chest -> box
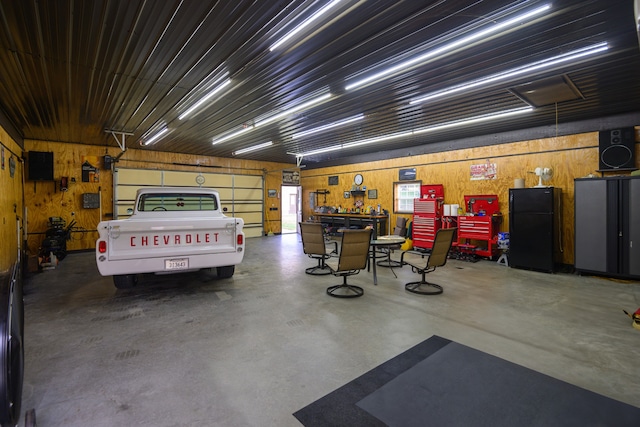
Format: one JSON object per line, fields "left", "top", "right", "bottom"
{"left": 413, "top": 185, "right": 444, "bottom": 250}
{"left": 421, "top": 184, "right": 444, "bottom": 199}
{"left": 457, "top": 195, "right": 502, "bottom": 259}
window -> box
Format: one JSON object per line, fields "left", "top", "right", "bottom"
{"left": 394, "top": 181, "right": 421, "bottom": 213}
{"left": 138, "top": 193, "right": 218, "bottom": 212}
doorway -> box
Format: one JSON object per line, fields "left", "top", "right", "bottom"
{"left": 281, "top": 185, "right": 300, "bottom": 234}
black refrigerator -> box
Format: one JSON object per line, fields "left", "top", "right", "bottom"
{"left": 508, "top": 187, "right": 562, "bottom": 272}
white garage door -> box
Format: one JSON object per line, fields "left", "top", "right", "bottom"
{"left": 114, "top": 168, "right": 264, "bottom": 238}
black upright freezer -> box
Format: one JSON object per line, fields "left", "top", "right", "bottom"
{"left": 508, "top": 187, "right": 562, "bottom": 272}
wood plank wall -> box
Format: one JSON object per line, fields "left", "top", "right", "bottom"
{"left": 11, "top": 128, "right": 640, "bottom": 267}
{"left": 22, "top": 140, "right": 294, "bottom": 254}
{"left": 0, "top": 128, "right": 24, "bottom": 272}
{"left": 299, "top": 131, "right": 640, "bottom": 265}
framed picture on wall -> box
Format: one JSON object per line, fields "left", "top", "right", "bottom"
{"left": 268, "top": 189, "right": 277, "bottom": 198}
{"left": 328, "top": 175, "right": 339, "bottom": 185}
{"left": 344, "top": 191, "right": 351, "bottom": 199}
{"left": 368, "top": 189, "right": 377, "bottom": 199}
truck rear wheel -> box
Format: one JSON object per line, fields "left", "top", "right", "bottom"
{"left": 216, "top": 266, "right": 235, "bottom": 279}
{"left": 113, "top": 274, "right": 138, "bottom": 289}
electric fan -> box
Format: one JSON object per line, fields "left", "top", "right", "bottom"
{"left": 534, "top": 167, "right": 553, "bottom": 187}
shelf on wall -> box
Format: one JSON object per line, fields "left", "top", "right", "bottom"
{"left": 350, "top": 190, "right": 365, "bottom": 196}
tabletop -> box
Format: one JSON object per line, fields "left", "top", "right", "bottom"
{"left": 370, "top": 235, "right": 406, "bottom": 245}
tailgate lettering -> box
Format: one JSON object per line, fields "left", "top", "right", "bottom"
{"left": 129, "top": 232, "right": 221, "bottom": 247}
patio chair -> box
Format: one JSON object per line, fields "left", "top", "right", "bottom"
{"left": 299, "top": 222, "right": 338, "bottom": 275}
{"left": 399, "top": 227, "right": 456, "bottom": 295}
{"left": 325, "top": 229, "right": 372, "bottom": 298}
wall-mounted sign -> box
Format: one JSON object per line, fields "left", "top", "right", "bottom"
{"left": 399, "top": 168, "right": 416, "bottom": 181}
{"left": 328, "top": 175, "right": 338, "bottom": 185}
{"left": 81, "top": 155, "right": 100, "bottom": 182}
{"left": 470, "top": 162, "right": 497, "bottom": 180}
{"left": 282, "top": 170, "right": 300, "bottom": 185}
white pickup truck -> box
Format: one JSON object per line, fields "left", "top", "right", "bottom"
{"left": 96, "top": 187, "right": 245, "bottom": 289}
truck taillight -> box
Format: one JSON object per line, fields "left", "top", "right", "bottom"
{"left": 98, "top": 240, "right": 107, "bottom": 253}
{"left": 237, "top": 235, "right": 243, "bottom": 245}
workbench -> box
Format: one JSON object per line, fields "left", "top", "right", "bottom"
{"left": 315, "top": 213, "right": 388, "bottom": 239}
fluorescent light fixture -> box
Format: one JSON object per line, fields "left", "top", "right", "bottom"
{"left": 211, "top": 92, "right": 331, "bottom": 145}
{"left": 287, "top": 146, "right": 339, "bottom": 157}
{"left": 233, "top": 141, "right": 274, "bottom": 156}
{"left": 178, "top": 77, "right": 231, "bottom": 120}
{"left": 411, "top": 42, "right": 609, "bottom": 105}
{"left": 291, "top": 131, "right": 412, "bottom": 157}
{"left": 141, "top": 127, "right": 169, "bottom": 146}
{"left": 292, "top": 114, "right": 364, "bottom": 139}
{"left": 212, "top": 125, "right": 254, "bottom": 145}
{"left": 342, "top": 132, "right": 410, "bottom": 149}
{"left": 345, "top": 4, "right": 551, "bottom": 91}
{"left": 254, "top": 93, "right": 332, "bottom": 128}
{"left": 289, "top": 107, "right": 533, "bottom": 157}
{"left": 270, "top": 0, "right": 344, "bottom": 51}
{"left": 412, "top": 107, "right": 533, "bottom": 135}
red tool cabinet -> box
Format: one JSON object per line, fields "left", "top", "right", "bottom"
{"left": 412, "top": 185, "right": 444, "bottom": 250}
{"left": 413, "top": 199, "right": 441, "bottom": 249}
{"left": 457, "top": 195, "right": 502, "bottom": 259}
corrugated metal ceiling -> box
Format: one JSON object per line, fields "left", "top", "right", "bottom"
{"left": 0, "top": 0, "right": 638, "bottom": 168}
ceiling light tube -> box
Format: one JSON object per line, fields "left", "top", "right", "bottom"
{"left": 288, "top": 145, "right": 343, "bottom": 157}
{"left": 290, "top": 107, "right": 532, "bottom": 157}
{"left": 212, "top": 125, "right": 254, "bottom": 145}
{"left": 410, "top": 42, "right": 609, "bottom": 105}
{"left": 292, "top": 114, "right": 364, "bottom": 139}
{"left": 270, "top": 0, "right": 344, "bottom": 51}
{"left": 233, "top": 141, "right": 273, "bottom": 155}
{"left": 211, "top": 92, "right": 332, "bottom": 145}
{"left": 179, "top": 78, "right": 231, "bottom": 120}
{"left": 412, "top": 107, "right": 533, "bottom": 135}
{"left": 141, "top": 127, "right": 169, "bottom": 146}
{"left": 345, "top": 4, "right": 551, "bottom": 91}
{"left": 342, "top": 132, "right": 411, "bottom": 150}
{"left": 254, "top": 93, "right": 332, "bottom": 128}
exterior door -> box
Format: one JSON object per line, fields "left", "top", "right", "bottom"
{"left": 280, "top": 185, "right": 300, "bottom": 234}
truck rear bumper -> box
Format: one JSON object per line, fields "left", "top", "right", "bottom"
{"left": 96, "top": 250, "right": 244, "bottom": 277}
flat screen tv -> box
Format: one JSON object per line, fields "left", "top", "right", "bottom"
{"left": 27, "top": 151, "right": 54, "bottom": 181}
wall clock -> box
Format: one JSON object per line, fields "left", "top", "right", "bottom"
{"left": 354, "top": 174, "right": 363, "bottom": 186}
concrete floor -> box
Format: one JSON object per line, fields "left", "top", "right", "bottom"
{"left": 20, "top": 233, "right": 640, "bottom": 426}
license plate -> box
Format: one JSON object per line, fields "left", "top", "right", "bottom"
{"left": 165, "top": 258, "right": 188, "bottom": 270}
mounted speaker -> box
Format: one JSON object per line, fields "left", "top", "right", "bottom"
{"left": 598, "top": 127, "right": 636, "bottom": 170}
{"left": 27, "top": 151, "right": 54, "bottom": 181}
{"left": 103, "top": 155, "right": 113, "bottom": 170}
